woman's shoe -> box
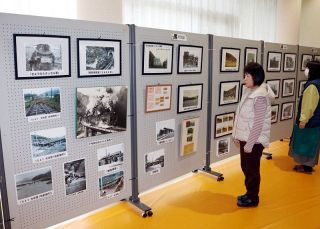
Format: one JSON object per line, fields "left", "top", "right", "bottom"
{"left": 237, "top": 194, "right": 248, "bottom": 201}
{"left": 237, "top": 198, "right": 259, "bottom": 207}
{"left": 293, "top": 165, "right": 312, "bottom": 174}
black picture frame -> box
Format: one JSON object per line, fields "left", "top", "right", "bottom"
{"left": 283, "top": 53, "right": 296, "bottom": 72}
{"left": 271, "top": 104, "right": 279, "bottom": 124}
{"left": 142, "top": 42, "right": 174, "bottom": 75}
{"left": 266, "top": 79, "right": 281, "bottom": 99}
{"left": 219, "top": 80, "right": 240, "bottom": 106}
{"left": 77, "top": 38, "right": 121, "bottom": 78}
{"left": 220, "top": 47, "right": 241, "bottom": 72}
{"left": 301, "top": 54, "right": 313, "bottom": 71}
{"left": 177, "top": 84, "right": 203, "bottom": 114}
{"left": 214, "top": 112, "right": 235, "bottom": 138}
{"left": 240, "top": 83, "right": 247, "bottom": 99}
{"left": 298, "top": 80, "right": 307, "bottom": 97}
{"left": 280, "top": 102, "right": 294, "bottom": 121}
{"left": 244, "top": 47, "right": 258, "bottom": 66}
{"left": 177, "top": 45, "right": 203, "bottom": 74}
{"left": 267, "top": 52, "right": 282, "bottom": 72}
{"left": 14, "top": 34, "right": 71, "bottom": 80}
{"left": 282, "top": 78, "right": 295, "bottom": 98}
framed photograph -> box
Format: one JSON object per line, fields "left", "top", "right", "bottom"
{"left": 301, "top": 54, "right": 313, "bottom": 71}
{"left": 267, "top": 52, "right": 282, "bottom": 72}
{"left": 219, "top": 81, "right": 240, "bottom": 106}
{"left": 177, "top": 45, "right": 203, "bottom": 74}
{"left": 77, "top": 38, "right": 121, "bottom": 77}
{"left": 180, "top": 117, "right": 200, "bottom": 156}
{"left": 142, "top": 42, "right": 173, "bottom": 75}
{"left": 214, "top": 112, "right": 235, "bottom": 138}
{"left": 216, "top": 138, "right": 230, "bottom": 157}
{"left": 97, "top": 143, "right": 124, "bottom": 172}
{"left": 314, "top": 55, "right": 320, "bottom": 62}
{"left": 240, "top": 83, "right": 247, "bottom": 99}
{"left": 64, "top": 159, "right": 86, "bottom": 196}
{"left": 15, "top": 167, "right": 53, "bottom": 205}
{"left": 266, "top": 79, "right": 280, "bottom": 98}
{"left": 145, "top": 84, "right": 172, "bottom": 113}
{"left": 76, "top": 86, "right": 127, "bottom": 139}
{"left": 30, "top": 127, "right": 67, "bottom": 163}
{"left": 244, "top": 47, "right": 258, "bottom": 66}
{"left": 156, "top": 119, "right": 175, "bottom": 145}
{"left": 281, "top": 102, "right": 294, "bottom": 121}
{"left": 220, "top": 48, "right": 240, "bottom": 72}
{"left": 271, "top": 104, "right": 279, "bottom": 124}
{"left": 282, "top": 78, "right": 295, "bottom": 97}
{"left": 23, "top": 87, "right": 61, "bottom": 122}
{"left": 177, "top": 84, "right": 203, "bottom": 114}
{"left": 299, "top": 80, "right": 307, "bottom": 97}
{"left": 283, "top": 53, "right": 296, "bottom": 72}
{"left": 145, "top": 149, "right": 165, "bottom": 175}
{"left": 99, "top": 170, "right": 124, "bottom": 199}
{"left": 14, "top": 34, "right": 70, "bottom": 79}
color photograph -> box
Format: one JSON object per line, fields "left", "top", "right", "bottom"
{"left": 220, "top": 48, "right": 240, "bottom": 72}
{"left": 215, "top": 112, "right": 235, "bottom": 138}
{"left": 145, "top": 84, "right": 172, "bottom": 113}
{"left": 180, "top": 117, "right": 200, "bottom": 156}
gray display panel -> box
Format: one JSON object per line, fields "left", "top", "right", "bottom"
{"left": 134, "top": 27, "right": 208, "bottom": 193}
{"left": 264, "top": 42, "right": 298, "bottom": 142}
{"left": 0, "top": 13, "right": 132, "bottom": 229}
{"left": 210, "top": 36, "right": 262, "bottom": 163}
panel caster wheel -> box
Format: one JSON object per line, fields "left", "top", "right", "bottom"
{"left": 217, "top": 176, "right": 224, "bottom": 182}
{"left": 192, "top": 169, "right": 198, "bottom": 173}
{"left": 142, "top": 212, "right": 148, "bottom": 218}
{"left": 147, "top": 210, "right": 153, "bottom": 217}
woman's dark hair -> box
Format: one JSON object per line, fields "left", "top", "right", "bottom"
{"left": 243, "top": 62, "right": 265, "bottom": 86}
{"left": 306, "top": 61, "right": 320, "bottom": 81}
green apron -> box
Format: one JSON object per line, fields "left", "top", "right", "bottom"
{"left": 292, "top": 124, "right": 320, "bottom": 157}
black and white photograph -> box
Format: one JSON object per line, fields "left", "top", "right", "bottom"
{"left": 156, "top": 119, "right": 175, "bottom": 145}
{"left": 241, "top": 83, "right": 247, "bottom": 99}
{"left": 299, "top": 80, "right": 307, "bottom": 97}
{"left": 271, "top": 104, "right": 279, "bottom": 124}
{"left": 76, "top": 86, "right": 127, "bottom": 139}
{"left": 23, "top": 87, "right": 61, "bottom": 122}
{"left": 220, "top": 48, "right": 240, "bottom": 72}
{"left": 314, "top": 55, "right": 320, "bottom": 62}
{"left": 177, "top": 45, "right": 203, "bottom": 74}
{"left": 30, "top": 127, "right": 67, "bottom": 163}
{"left": 301, "top": 54, "right": 313, "bottom": 71}
{"left": 77, "top": 38, "right": 121, "bottom": 77}
{"left": 177, "top": 84, "right": 203, "bottom": 113}
{"left": 145, "top": 84, "right": 172, "bottom": 113}
{"left": 267, "top": 52, "right": 282, "bottom": 72}
{"left": 215, "top": 112, "right": 235, "bottom": 138}
{"left": 283, "top": 53, "right": 296, "bottom": 72}
{"left": 145, "top": 149, "right": 165, "bottom": 175}
{"left": 142, "top": 42, "right": 173, "bottom": 75}
{"left": 266, "top": 79, "right": 280, "bottom": 98}
{"left": 15, "top": 167, "right": 53, "bottom": 205}
{"left": 281, "top": 102, "right": 294, "bottom": 121}
{"left": 64, "top": 159, "right": 86, "bottom": 196}
{"left": 244, "top": 47, "right": 258, "bottom": 66}
{"left": 180, "top": 117, "right": 200, "bottom": 156}
{"left": 99, "top": 170, "right": 124, "bottom": 199}
{"left": 14, "top": 34, "right": 70, "bottom": 79}
{"left": 282, "top": 78, "right": 295, "bottom": 97}
{"left": 97, "top": 143, "right": 124, "bottom": 172}
{"left": 216, "top": 138, "right": 230, "bottom": 157}
{"left": 219, "top": 81, "right": 240, "bottom": 106}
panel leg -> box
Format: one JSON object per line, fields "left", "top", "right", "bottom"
{"left": 129, "top": 197, "right": 153, "bottom": 218}
{"left": 201, "top": 165, "right": 224, "bottom": 181}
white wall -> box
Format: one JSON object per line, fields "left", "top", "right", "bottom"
{"left": 77, "top": 0, "right": 122, "bottom": 24}
{"left": 276, "top": 0, "right": 301, "bottom": 45}
{"left": 299, "top": 0, "right": 320, "bottom": 48}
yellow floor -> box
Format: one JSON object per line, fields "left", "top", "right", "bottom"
{"left": 56, "top": 141, "right": 320, "bottom": 229}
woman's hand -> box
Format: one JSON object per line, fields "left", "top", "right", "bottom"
{"left": 299, "top": 122, "right": 306, "bottom": 129}
{"left": 233, "top": 138, "right": 240, "bottom": 147}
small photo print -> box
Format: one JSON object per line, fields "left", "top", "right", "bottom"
{"left": 282, "top": 78, "right": 295, "bottom": 97}
{"left": 23, "top": 87, "right": 61, "bottom": 122}
{"left": 271, "top": 104, "right": 279, "bottom": 124}
{"left": 30, "top": 127, "right": 67, "bottom": 163}
{"left": 266, "top": 80, "right": 280, "bottom": 98}
{"left": 299, "top": 80, "right": 307, "bottom": 97}
{"left": 314, "top": 55, "right": 320, "bottom": 62}
{"left": 177, "top": 84, "right": 203, "bottom": 113}
{"left": 15, "top": 167, "right": 53, "bottom": 205}
{"left": 216, "top": 138, "right": 230, "bottom": 157}
{"left": 145, "top": 149, "right": 165, "bottom": 175}
{"left": 99, "top": 170, "right": 124, "bottom": 199}
{"left": 244, "top": 47, "right": 258, "bottom": 66}
{"left": 178, "top": 45, "right": 203, "bottom": 73}
{"left": 180, "top": 117, "right": 200, "bottom": 156}
{"left": 283, "top": 53, "right": 296, "bottom": 72}
{"left": 219, "top": 81, "right": 240, "bottom": 106}
{"left": 64, "top": 159, "right": 86, "bottom": 196}
{"left": 156, "top": 119, "right": 175, "bottom": 145}
{"left": 97, "top": 143, "right": 124, "bottom": 172}
{"left": 267, "top": 52, "right": 282, "bottom": 72}
{"left": 215, "top": 112, "right": 235, "bottom": 138}
{"left": 281, "top": 102, "right": 294, "bottom": 121}
{"left": 220, "top": 48, "right": 240, "bottom": 72}
{"left": 301, "top": 54, "right": 313, "bottom": 71}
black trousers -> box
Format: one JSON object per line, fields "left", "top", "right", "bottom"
{"left": 240, "top": 141, "right": 264, "bottom": 202}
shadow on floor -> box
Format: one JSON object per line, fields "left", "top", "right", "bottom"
{"left": 271, "top": 155, "right": 296, "bottom": 172}
{"left": 169, "top": 191, "right": 238, "bottom": 215}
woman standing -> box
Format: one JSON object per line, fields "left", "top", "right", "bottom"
{"left": 289, "top": 61, "right": 320, "bottom": 173}
{"left": 232, "top": 62, "right": 275, "bottom": 207}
